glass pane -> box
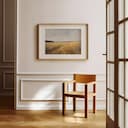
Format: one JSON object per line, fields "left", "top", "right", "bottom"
{"left": 119, "top": 0, "right": 124, "bottom": 21}
{"left": 107, "top": 35, "right": 110, "bottom": 61}
{"left": 108, "top": 34, "right": 114, "bottom": 61}
{"left": 109, "top": 0, "right": 114, "bottom": 31}
{"left": 125, "top": 62, "right": 128, "bottom": 99}
{"left": 125, "top": 21, "right": 128, "bottom": 58}
{"left": 125, "top": 0, "right": 128, "bottom": 18}
{"left": 125, "top": 101, "right": 128, "bottom": 128}
{"left": 119, "top": 23, "right": 124, "bottom": 58}
{"left": 118, "top": 97, "right": 124, "bottom": 128}
{"left": 119, "top": 62, "right": 124, "bottom": 96}
{"left": 108, "top": 64, "right": 114, "bottom": 90}
{"left": 109, "top": 92, "right": 114, "bottom": 120}
{"left": 107, "top": 5, "right": 110, "bottom": 32}
{"left": 107, "top": 91, "right": 110, "bottom": 115}
{"left": 107, "top": 64, "right": 110, "bottom": 88}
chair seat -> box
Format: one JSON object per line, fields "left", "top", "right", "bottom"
{"left": 64, "top": 91, "right": 96, "bottom": 98}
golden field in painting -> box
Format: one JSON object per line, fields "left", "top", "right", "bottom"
{"left": 45, "top": 41, "right": 81, "bottom": 54}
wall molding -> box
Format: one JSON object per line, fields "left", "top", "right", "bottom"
{"left": 17, "top": 73, "right": 106, "bottom": 82}
{"left": 16, "top": 74, "right": 106, "bottom": 110}
{"left": 0, "top": 66, "right": 15, "bottom": 69}
{"left": 0, "top": 92, "right": 13, "bottom": 96}
{"left": 17, "top": 73, "right": 73, "bottom": 76}
{"left": 2, "top": 0, "right": 15, "bottom": 63}
{"left": 17, "top": 72, "right": 106, "bottom": 76}
{"left": 2, "top": 71, "right": 14, "bottom": 90}
{"left": 19, "top": 78, "right": 69, "bottom": 102}
{"left": 16, "top": 100, "right": 106, "bottom": 110}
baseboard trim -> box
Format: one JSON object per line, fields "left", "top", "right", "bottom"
{"left": 16, "top": 100, "right": 106, "bottom": 110}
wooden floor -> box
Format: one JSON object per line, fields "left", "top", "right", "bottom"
{"left": 0, "top": 110, "right": 106, "bottom": 128}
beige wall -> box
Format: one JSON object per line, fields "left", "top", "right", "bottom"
{"left": 16, "top": 0, "right": 106, "bottom": 110}
{"left": 17, "top": 0, "right": 106, "bottom": 74}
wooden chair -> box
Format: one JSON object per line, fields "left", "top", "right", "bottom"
{"left": 62, "top": 74, "right": 96, "bottom": 118}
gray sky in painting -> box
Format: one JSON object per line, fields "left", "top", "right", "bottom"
{"left": 45, "top": 29, "right": 81, "bottom": 42}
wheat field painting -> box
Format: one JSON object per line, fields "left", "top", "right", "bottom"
{"left": 45, "top": 29, "right": 81, "bottom": 54}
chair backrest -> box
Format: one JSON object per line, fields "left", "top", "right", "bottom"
{"left": 73, "top": 74, "right": 96, "bottom": 83}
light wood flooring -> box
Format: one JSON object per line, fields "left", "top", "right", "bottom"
{"left": 0, "top": 110, "right": 106, "bottom": 128}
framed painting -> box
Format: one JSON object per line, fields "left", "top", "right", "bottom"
{"left": 38, "top": 24, "right": 88, "bottom": 60}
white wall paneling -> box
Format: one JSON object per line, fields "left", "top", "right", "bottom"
{"left": 2, "top": 71, "right": 14, "bottom": 90}
{"left": 16, "top": 0, "right": 106, "bottom": 110}
{"left": 16, "top": 74, "right": 106, "bottom": 110}
{"left": 20, "top": 79, "right": 66, "bottom": 101}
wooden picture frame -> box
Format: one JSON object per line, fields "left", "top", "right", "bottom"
{"left": 38, "top": 24, "right": 88, "bottom": 60}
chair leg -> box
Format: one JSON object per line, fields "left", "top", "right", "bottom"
{"left": 93, "top": 83, "right": 96, "bottom": 113}
{"left": 84, "top": 85, "right": 88, "bottom": 118}
{"left": 73, "top": 97, "right": 76, "bottom": 112}
{"left": 73, "top": 82, "right": 76, "bottom": 112}
{"left": 62, "top": 95, "right": 66, "bottom": 115}
{"left": 93, "top": 96, "right": 96, "bottom": 113}
{"left": 62, "top": 83, "right": 66, "bottom": 115}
